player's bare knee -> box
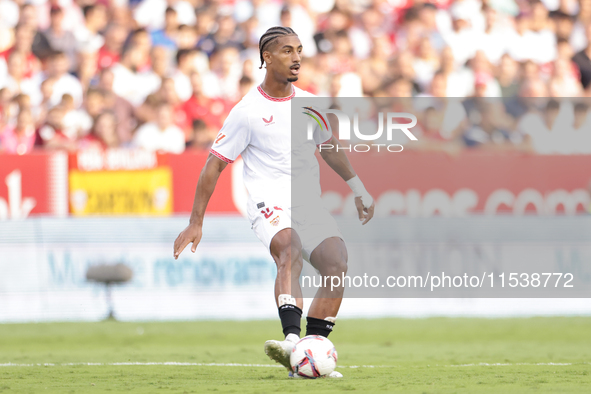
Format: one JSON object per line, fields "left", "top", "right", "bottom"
{"left": 271, "top": 228, "right": 302, "bottom": 271}
{"left": 320, "top": 258, "right": 348, "bottom": 278}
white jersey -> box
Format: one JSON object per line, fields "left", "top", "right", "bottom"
{"left": 209, "top": 85, "right": 332, "bottom": 220}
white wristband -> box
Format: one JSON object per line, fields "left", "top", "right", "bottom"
{"left": 346, "top": 176, "right": 373, "bottom": 209}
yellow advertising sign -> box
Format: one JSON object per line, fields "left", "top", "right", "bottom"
{"left": 69, "top": 168, "right": 173, "bottom": 215}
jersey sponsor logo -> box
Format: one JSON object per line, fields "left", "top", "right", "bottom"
{"left": 270, "top": 215, "right": 280, "bottom": 226}
{"left": 257, "top": 202, "right": 265, "bottom": 209}
{"left": 262, "top": 116, "right": 275, "bottom": 125}
{"left": 215, "top": 133, "right": 226, "bottom": 143}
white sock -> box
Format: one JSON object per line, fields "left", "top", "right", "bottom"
{"left": 285, "top": 333, "right": 300, "bottom": 343}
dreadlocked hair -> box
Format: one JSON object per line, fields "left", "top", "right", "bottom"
{"left": 258, "top": 26, "right": 297, "bottom": 69}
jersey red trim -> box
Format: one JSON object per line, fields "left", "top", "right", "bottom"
{"left": 257, "top": 85, "right": 295, "bottom": 102}
{"left": 209, "top": 149, "right": 234, "bottom": 163}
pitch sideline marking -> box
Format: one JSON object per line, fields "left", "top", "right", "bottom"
{"left": 0, "top": 362, "right": 585, "bottom": 368}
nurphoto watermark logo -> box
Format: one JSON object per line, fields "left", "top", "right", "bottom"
{"left": 303, "top": 106, "right": 418, "bottom": 153}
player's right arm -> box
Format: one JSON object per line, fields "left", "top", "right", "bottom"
{"left": 173, "top": 154, "right": 228, "bottom": 259}
{"left": 173, "top": 101, "right": 251, "bottom": 259}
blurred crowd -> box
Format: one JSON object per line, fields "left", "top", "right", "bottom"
{"left": 0, "top": 0, "right": 590, "bottom": 155}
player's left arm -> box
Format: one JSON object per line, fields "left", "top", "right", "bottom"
{"left": 319, "top": 136, "right": 375, "bottom": 225}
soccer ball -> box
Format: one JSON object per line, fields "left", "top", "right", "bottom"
{"left": 290, "top": 335, "right": 338, "bottom": 378}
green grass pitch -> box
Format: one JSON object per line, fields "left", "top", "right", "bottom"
{"left": 0, "top": 317, "right": 590, "bottom": 393}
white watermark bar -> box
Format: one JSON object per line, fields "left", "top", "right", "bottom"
{"left": 301, "top": 272, "right": 576, "bottom": 293}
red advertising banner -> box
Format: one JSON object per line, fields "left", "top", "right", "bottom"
{"left": 168, "top": 152, "right": 237, "bottom": 214}
{"left": 317, "top": 151, "right": 591, "bottom": 216}
{"left": 2, "top": 150, "right": 590, "bottom": 219}
{"left": 0, "top": 152, "right": 68, "bottom": 220}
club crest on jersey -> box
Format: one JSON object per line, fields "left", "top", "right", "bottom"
{"left": 270, "top": 215, "right": 280, "bottom": 226}
{"left": 262, "top": 115, "right": 275, "bottom": 125}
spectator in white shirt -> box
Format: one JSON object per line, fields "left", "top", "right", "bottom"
{"left": 477, "top": 6, "right": 511, "bottom": 66}
{"left": 518, "top": 99, "right": 562, "bottom": 154}
{"left": 201, "top": 46, "right": 242, "bottom": 100}
{"left": 75, "top": 4, "right": 107, "bottom": 53}
{"left": 133, "top": 0, "right": 196, "bottom": 31}
{"left": 440, "top": 46, "right": 474, "bottom": 97}
{"left": 136, "top": 46, "right": 171, "bottom": 101}
{"left": 35, "top": 0, "right": 85, "bottom": 33}
{"left": 412, "top": 36, "right": 440, "bottom": 92}
{"left": 0, "top": 0, "right": 19, "bottom": 29}
{"left": 2, "top": 50, "right": 42, "bottom": 106}
{"left": 444, "top": 13, "right": 479, "bottom": 68}
{"left": 508, "top": 11, "right": 557, "bottom": 64}
{"left": 285, "top": 3, "right": 317, "bottom": 58}
{"left": 45, "top": 50, "right": 84, "bottom": 108}
{"left": 349, "top": 7, "right": 384, "bottom": 60}
{"left": 61, "top": 93, "right": 94, "bottom": 140}
{"left": 449, "top": 0, "right": 486, "bottom": 34}
{"left": 173, "top": 48, "right": 198, "bottom": 102}
{"left": 133, "top": 101, "right": 185, "bottom": 153}
{"left": 111, "top": 45, "right": 152, "bottom": 107}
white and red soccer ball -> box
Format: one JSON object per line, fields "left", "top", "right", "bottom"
{"left": 290, "top": 335, "right": 338, "bottom": 378}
